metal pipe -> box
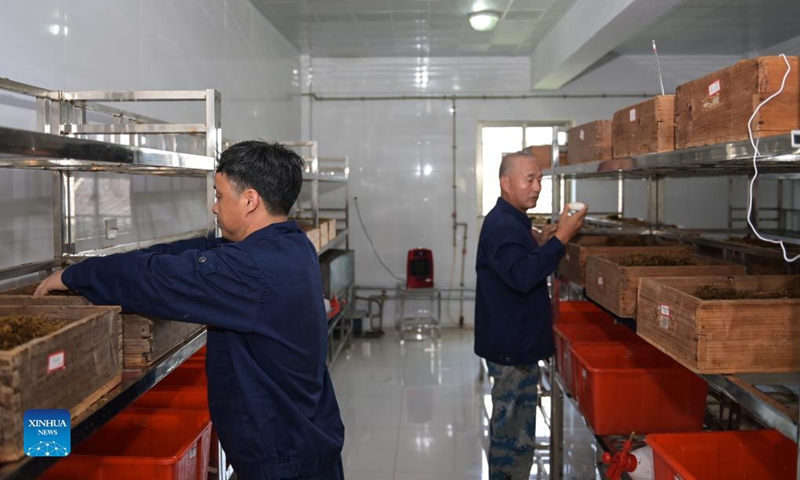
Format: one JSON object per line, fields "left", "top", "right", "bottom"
{"left": 64, "top": 230, "right": 209, "bottom": 260}
{"left": 354, "top": 284, "right": 474, "bottom": 292}
{"left": 302, "top": 92, "right": 659, "bottom": 102}
{"left": 455, "top": 222, "right": 469, "bottom": 327}
{"left": 0, "top": 259, "right": 61, "bottom": 282}
{"left": 550, "top": 359, "right": 564, "bottom": 480}
{"left": 452, "top": 98, "right": 458, "bottom": 247}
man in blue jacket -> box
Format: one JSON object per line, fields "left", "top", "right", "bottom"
{"left": 475, "top": 150, "right": 585, "bottom": 480}
{"left": 36, "top": 141, "right": 345, "bottom": 479}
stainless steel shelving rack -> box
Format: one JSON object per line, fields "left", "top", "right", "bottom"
{"left": 286, "top": 142, "right": 353, "bottom": 364}
{"left": 0, "top": 80, "right": 228, "bottom": 479}
{"left": 293, "top": 146, "right": 350, "bottom": 247}
{"left": 543, "top": 132, "right": 800, "bottom": 480}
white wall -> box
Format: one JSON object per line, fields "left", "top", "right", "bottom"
{"left": 0, "top": 0, "right": 300, "bottom": 271}
{"left": 307, "top": 54, "right": 748, "bottom": 326}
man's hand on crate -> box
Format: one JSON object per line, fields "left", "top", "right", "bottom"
{"left": 34, "top": 270, "right": 68, "bottom": 296}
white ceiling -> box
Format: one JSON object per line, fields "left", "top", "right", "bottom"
{"left": 250, "top": 0, "right": 800, "bottom": 58}
{"left": 616, "top": 0, "right": 800, "bottom": 55}
{"left": 249, "top": 0, "right": 576, "bottom": 57}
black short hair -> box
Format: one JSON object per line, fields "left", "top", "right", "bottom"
{"left": 216, "top": 141, "right": 304, "bottom": 216}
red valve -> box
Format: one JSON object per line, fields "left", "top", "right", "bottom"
{"left": 327, "top": 295, "right": 341, "bottom": 320}
{"left": 601, "top": 432, "right": 638, "bottom": 480}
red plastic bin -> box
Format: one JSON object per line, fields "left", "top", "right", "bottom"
{"left": 156, "top": 362, "right": 207, "bottom": 389}
{"left": 556, "top": 311, "right": 614, "bottom": 326}
{"left": 553, "top": 322, "right": 642, "bottom": 394}
{"left": 185, "top": 346, "right": 206, "bottom": 364}
{"left": 646, "top": 430, "right": 797, "bottom": 480}
{"left": 132, "top": 385, "right": 208, "bottom": 411}
{"left": 42, "top": 408, "right": 212, "bottom": 480}
{"left": 553, "top": 301, "right": 605, "bottom": 322}
{"left": 571, "top": 343, "right": 707, "bottom": 435}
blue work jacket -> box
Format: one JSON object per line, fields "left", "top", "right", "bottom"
{"left": 474, "top": 198, "right": 565, "bottom": 365}
{"left": 62, "top": 221, "right": 344, "bottom": 479}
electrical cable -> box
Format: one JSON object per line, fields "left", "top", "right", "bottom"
{"left": 353, "top": 196, "right": 404, "bottom": 282}
{"left": 745, "top": 53, "right": 800, "bottom": 263}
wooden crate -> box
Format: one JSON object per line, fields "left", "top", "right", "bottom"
{"left": 675, "top": 56, "right": 800, "bottom": 149}
{"left": 584, "top": 253, "right": 746, "bottom": 318}
{"left": 0, "top": 305, "right": 122, "bottom": 461}
{"left": 566, "top": 120, "right": 612, "bottom": 165}
{"left": 325, "top": 218, "right": 337, "bottom": 242}
{"left": 613, "top": 95, "right": 676, "bottom": 158}
{"left": 121, "top": 316, "right": 202, "bottom": 368}
{"left": 559, "top": 237, "right": 688, "bottom": 287}
{"left": 319, "top": 219, "right": 332, "bottom": 247}
{"left": 300, "top": 224, "right": 321, "bottom": 252}
{"left": 638, "top": 275, "right": 800, "bottom": 373}
{"left": 0, "top": 290, "right": 202, "bottom": 369}
{"left": 522, "top": 145, "right": 567, "bottom": 170}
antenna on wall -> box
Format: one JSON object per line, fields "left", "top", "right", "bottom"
{"left": 652, "top": 40, "right": 666, "bottom": 96}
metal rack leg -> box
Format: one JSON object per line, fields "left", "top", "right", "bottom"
{"left": 550, "top": 359, "right": 563, "bottom": 480}
{"left": 208, "top": 440, "right": 234, "bottom": 480}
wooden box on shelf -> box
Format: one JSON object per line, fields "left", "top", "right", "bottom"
{"left": 522, "top": 145, "right": 567, "bottom": 170}
{"left": 119, "top": 316, "right": 202, "bottom": 368}
{"left": 0, "top": 305, "right": 122, "bottom": 461}
{"left": 0, "top": 288, "right": 202, "bottom": 369}
{"left": 675, "top": 56, "right": 800, "bottom": 149}
{"left": 612, "top": 95, "right": 676, "bottom": 158}
{"left": 318, "top": 218, "right": 338, "bottom": 247}
{"left": 584, "top": 253, "right": 746, "bottom": 318}
{"left": 637, "top": 275, "right": 800, "bottom": 373}
{"left": 324, "top": 218, "right": 338, "bottom": 243}
{"left": 559, "top": 236, "right": 688, "bottom": 287}
{"left": 299, "top": 223, "right": 321, "bottom": 252}
{"left": 566, "top": 120, "right": 612, "bottom": 165}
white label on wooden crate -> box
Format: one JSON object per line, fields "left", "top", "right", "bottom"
{"left": 597, "top": 275, "right": 604, "bottom": 286}
{"left": 708, "top": 79, "right": 721, "bottom": 97}
{"left": 47, "top": 351, "right": 65, "bottom": 373}
{"left": 629, "top": 108, "right": 637, "bottom": 122}
{"left": 658, "top": 304, "right": 671, "bottom": 317}
{"left": 579, "top": 130, "right": 585, "bottom": 141}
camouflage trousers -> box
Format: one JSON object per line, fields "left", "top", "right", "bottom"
{"left": 486, "top": 361, "right": 539, "bottom": 480}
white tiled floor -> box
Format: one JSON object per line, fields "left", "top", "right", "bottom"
{"left": 330, "top": 328, "right": 601, "bottom": 480}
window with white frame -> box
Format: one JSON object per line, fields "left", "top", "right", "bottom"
{"left": 479, "top": 124, "right": 567, "bottom": 216}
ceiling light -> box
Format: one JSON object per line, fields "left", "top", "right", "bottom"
{"left": 468, "top": 10, "right": 500, "bottom": 32}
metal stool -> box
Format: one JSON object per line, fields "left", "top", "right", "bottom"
{"left": 394, "top": 284, "right": 441, "bottom": 341}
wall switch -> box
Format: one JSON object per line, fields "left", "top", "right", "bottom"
{"left": 105, "top": 218, "right": 118, "bottom": 240}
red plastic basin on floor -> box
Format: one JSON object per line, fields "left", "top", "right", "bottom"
{"left": 571, "top": 343, "right": 707, "bottom": 435}
{"left": 42, "top": 408, "right": 212, "bottom": 480}
{"left": 553, "top": 322, "right": 642, "bottom": 394}
{"left": 646, "top": 430, "right": 797, "bottom": 480}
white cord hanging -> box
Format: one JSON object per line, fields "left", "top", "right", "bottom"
{"left": 745, "top": 53, "right": 800, "bottom": 262}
